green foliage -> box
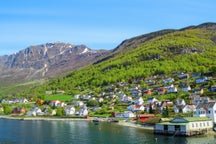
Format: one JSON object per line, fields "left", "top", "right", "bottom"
{"left": 3, "top": 104, "right": 12, "bottom": 115}
{"left": 44, "top": 94, "right": 73, "bottom": 102}
{"left": 20, "top": 28, "right": 216, "bottom": 99}
{"left": 87, "top": 100, "right": 99, "bottom": 107}
{"left": 56, "top": 107, "right": 63, "bottom": 116}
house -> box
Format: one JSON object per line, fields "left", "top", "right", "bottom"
{"left": 74, "top": 101, "right": 84, "bottom": 107}
{"left": 42, "top": 106, "right": 56, "bottom": 116}
{"left": 182, "top": 105, "right": 196, "bottom": 113}
{"left": 176, "top": 99, "right": 186, "bottom": 106}
{"left": 134, "top": 97, "right": 144, "bottom": 105}
{"left": 134, "top": 114, "right": 154, "bottom": 122}
{"left": 163, "top": 78, "right": 174, "bottom": 84}
{"left": 64, "top": 106, "right": 76, "bottom": 116}
{"left": 159, "top": 100, "right": 173, "bottom": 112}
{"left": 142, "top": 89, "right": 152, "bottom": 95}
{"left": 74, "top": 95, "right": 80, "bottom": 99}
{"left": 27, "top": 107, "right": 43, "bottom": 116}
{"left": 147, "top": 98, "right": 159, "bottom": 104}
{"left": 76, "top": 106, "right": 88, "bottom": 116}
{"left": 114, "top": 111, "right": 135, "bottom": 118}
{"left": 127, "top": 105, "right": 145, "bottom": 112}
{"left": 195, "top": 77, "right": 208, "bottom": 84}
{"left": 12, "top": 107, "right": 26, "bottom": 115}
{"left": 194, "top": 102, "right": 216, "bottom": 123}
{"left": 190, "top": 95, "right": 212, "bottom": 106}
{"left": 182, "top": 85, "right": 191, "bottom": 92}
{"left": 158, "top": 87, "right": 166, "bottom": 95}
{"left": 177, "top": 73, "right": 189, "bottom": 80}
{"left": 192, "top": 88, "right": 204, "bottom": 95}
{"left": 98, "top": 98, "right": 104, "bottom": 103}
{"left": 154, "top": 117, "right": 213, "bottom": 136}
{"left": 56, "top": 90, "right": 65, "bottom": 94}
{"left": 210, "top": 85, "right": 216, "bottom": 92}
{"left": 123, "top": 111, "right": 135, "bottom": 118}
{"left": 114, "top": 112, "right": 124, "bottom": 118}
{"left": 173, "top": 105, "right": 185, "bottom": 113}
{"left": 191, "top": 72, "right": 201, "bottom": 78}
{"left": 50, "top": 100, "right": 66, "bottom": 107}
{"left": 167, "top": 87, "right": 178, "bottom": 93}
{"left": 45, "top": 91, "right": 53, "bottom": 95}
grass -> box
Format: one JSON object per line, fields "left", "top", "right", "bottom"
{"left": 44, "top": 94, "right": 73, "bottom": 102}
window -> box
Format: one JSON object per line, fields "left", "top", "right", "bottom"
{"left": 200, "top": 123, "right": 202, "bottom": 127}
{"left": 203, "top": 123, "right": 205, "bottom": 127}
{"left": 207, "top": 122, "right": 209, "bottom": 126}
{"left": 196, "top": 123, "right": 198, "bottom": 127}
{"left": 192, "top": 123, "right": 194, "bottom": 128}
{"left": 209, "top": 110, "right": 211, "bottom": 114}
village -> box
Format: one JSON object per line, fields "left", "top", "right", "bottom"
{"left": 1, "top": 71, "right": 216, "bottom": 136}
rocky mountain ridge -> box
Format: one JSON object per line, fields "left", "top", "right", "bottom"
{"left": 0, "top": 42, "right": 109, "bottom": 87}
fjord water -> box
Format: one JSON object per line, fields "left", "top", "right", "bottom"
{"left": 0, "top": 119, "right": 215, "bottom": 144}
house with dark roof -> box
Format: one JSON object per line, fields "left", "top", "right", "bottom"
{"left": 194, "top": 102, "right": 216, "bottom": 123}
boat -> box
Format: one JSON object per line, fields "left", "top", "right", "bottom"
{"left": 92, "top": 119, "right": 100, "bottom": 125}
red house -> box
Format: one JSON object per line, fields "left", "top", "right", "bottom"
{"left": 133, "top": 114, "right": 154, "bottom": 122}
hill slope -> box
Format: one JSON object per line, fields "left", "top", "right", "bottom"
{"left": 31, "top": 22, "right": 216, "bottom": 96}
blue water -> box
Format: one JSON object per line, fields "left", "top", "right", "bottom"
{"left": 0, "top": 119, "right": 215, "bottom": 144}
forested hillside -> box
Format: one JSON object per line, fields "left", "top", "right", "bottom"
{"left": 24, "top": 23, "right": 216, "bottom": 98}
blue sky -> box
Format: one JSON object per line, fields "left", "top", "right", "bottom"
{"left": 0, "top": 0, "right": 216, "bottom": 55}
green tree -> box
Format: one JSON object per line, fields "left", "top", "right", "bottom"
{"left": 87, "top": 100, "right": 99, "bottom": 107}
{"left": 56, "top": 107, "right": 63, "bottom": 116}
{"left": 3, "top": 105, "right": 12, "bottom": 115}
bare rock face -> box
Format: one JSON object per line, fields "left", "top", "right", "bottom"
{"left": 0, "top": 42, "right": 109, "bottom": 86}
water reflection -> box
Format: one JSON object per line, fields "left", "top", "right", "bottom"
{"left": 0, "top": 119, "right": 216, "bottom": 144}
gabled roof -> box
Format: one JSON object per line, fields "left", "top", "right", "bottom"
{"left": 196, "top": 102, "right": 216, "bottom": 109}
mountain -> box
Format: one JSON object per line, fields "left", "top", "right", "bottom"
{"left": 0, "top": 42, "right": 110, "bottom": 88}
{"left": 1, "top": 22, "right": 216, "bottom": 97}
{"left": 32, "top": 22, "right": 216, "bottom": 96}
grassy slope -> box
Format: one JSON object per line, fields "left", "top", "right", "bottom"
{"left": 7, "top": 28, "right": 216, "bottom": 97}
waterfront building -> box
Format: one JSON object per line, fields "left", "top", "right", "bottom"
{"left": 154, "top": 117, "right": 213, "bottom": 136}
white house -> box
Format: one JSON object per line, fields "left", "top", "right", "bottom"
{"left": 147, "top": 98, "right": 159, "bottom": 104}
{"left": 182, "top": 105, "right": 196, "bottom": 113}
{"left": 134, "top": 97, "right": 144, "bottom": 105}
{"left": 74, "top": 95, "right": 80, "bottom": 99}
{"left": 182, "top": 86, "right": 191, "bottom": 92}
{"left": 74, "top": 101, "right": 84, "bottom": 107}
{"left": 77, "top": 106, "right": 88, "bottom": 116}
{"left": 27, "top": 107, "right": 43, "bottom": 116}
{"left": 115, "top": 111, "right": 135, "bottom": 118}
{"left": 127, "top": 105, "right": 145, "bottom": 112}
{"left": 123, "top": 111, "right": 135, "bottom": 118}
{"left": 176, "top": 99, "right": 186, "bottom": 106}
{"left": 163, "top": 78, "right": 174, "bottom": 84}
{"left": 50, "top": 100, "right": 66, "bottom": 107}
{"left": 167, "top": 87, "right": 178, "bottom": 93}
{"left": 194, "top": 102, "right": 216, "bottom": 123}
{"left": 64, "top": 106, "right": 76, "bottom": 116}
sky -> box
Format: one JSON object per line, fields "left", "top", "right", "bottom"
{"left": 0, "top": 0, "right": 216, "bottom": 55}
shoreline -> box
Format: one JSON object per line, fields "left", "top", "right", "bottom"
{"left": 0, "top": 115, "right": 154, "bottom": 130}
{"left": 0, "top": 115, "right": 91, "bottom": 121}
{"left": 117, "top": 120, "right": 154, "bottom": 130}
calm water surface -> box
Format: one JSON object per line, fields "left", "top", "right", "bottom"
{"left": 0, "top": 119, "right": 216, "bottom": 144}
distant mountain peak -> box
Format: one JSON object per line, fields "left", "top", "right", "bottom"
{"left": 0, "top": 42, "right": 110, "bottom": 87}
